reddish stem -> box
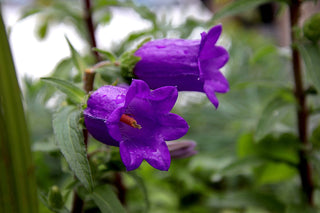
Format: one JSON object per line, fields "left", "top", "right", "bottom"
{"left": 289, "top": 0, "right": 314, "bottom": 205}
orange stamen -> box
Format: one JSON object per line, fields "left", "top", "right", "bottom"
{"left": 120, "top": 114, "right": 142, "bottom": 129}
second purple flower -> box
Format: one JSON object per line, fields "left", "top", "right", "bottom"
{"left": 133, "top": 24, "right": 229, "bottom": 108}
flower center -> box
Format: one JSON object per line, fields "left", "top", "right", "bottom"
{"left": 120, "top": 114, "right": 142, "bottom": 129}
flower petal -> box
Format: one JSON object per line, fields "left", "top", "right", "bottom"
{"left": 119, "top": 139, "right": 171, "bottom": 171}
{"left": 84, "top": 114, "right": 119, "bottom": 146}
{"left": 200, "top": 24, "right": 222, "bottom": 53}
{"left": 125, "top": 79, "right": 150, "bottom": 106}
{"left": 107, "top": 107, "right": 124, "bottom": 141}
{"left": 119, "top": 141, "right": 144, "bottom": 171}
{"left": 159, "top": 113, "right": 189, "bottom": 141}
{"left": 145, "top": 141, "right": 171, "bottom": 171}
{"left": 199, "top": 46, "right": 229, "bottom": 70}
{"left": 203, "top": 80, "right": 220, "bottom": 108}
{"left": 149, "top": 86, "right": 178, "bottom": 113}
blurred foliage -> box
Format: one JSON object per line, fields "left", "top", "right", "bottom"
{"left": 5, "top": 0, "right": 320, "bottom": 212}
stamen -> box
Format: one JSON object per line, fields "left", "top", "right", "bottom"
{"left": 120, "top": 114, "right": 142, "bottom": 129}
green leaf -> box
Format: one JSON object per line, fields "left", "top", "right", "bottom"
{"left": 0, "top": 13, "right": 38, "bottom": 213}
{"left": 128, "top": 172, "right": 150, "bottom": 213}
{"left": 37, "top": 20, "right": 49, "bottom": 40}
{"left": 238, "top": 133, "right": 300, "bottom": 165}
{"left": 208, "top": 190, "right": 285, "bottom": 213}
{"left": 298, "top": 43, "right": 320, "bottom": 93}
{"left": 212, "top": 0, "right": 274, "bottom": 21}
{"left": 65, "top": 37, "right": 87, "bottom": 73}
{"left": 51, "top": 58, "right": 74, "bottom": 80}
{"left": 255, "top": 90, "right": 295, "bottom": 140}
{"left": 91, "top": 185, "right": 126, "bottom": 213}
{"left": 41, "top": 77, "right": 86, "bottom": 105}
{"left": 53, "top": 106, "right": 94, "bottom": 191}
{"left": 249, "top": 45, "right": 277, "bottom": 65}
{"left": 254, "top": 162, "right": 297, "bottom": 185}
{"left": 93, "top": 48, "right": 117, "bottom": 62}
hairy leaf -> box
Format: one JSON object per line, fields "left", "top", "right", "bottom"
{"left": 53, "top": 106, "right": 93, "bottom": 191}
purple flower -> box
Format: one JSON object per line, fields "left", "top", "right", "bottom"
{"left": 83, "top": 79, "right": 189, "bottom": 171}
{"left": 134, "top": 24, "right": 229, "bottom": 108}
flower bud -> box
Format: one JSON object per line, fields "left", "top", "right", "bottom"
{"left": 303, "top": 13, "right": 320, "bottom": 43}
{"left": 166, "top": 140, "right": 197, "bottom": 159}
{"left": 48, "top": 185, "right": 64, "bottom": 209}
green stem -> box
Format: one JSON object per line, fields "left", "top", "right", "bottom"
{"left": 289, "top": 0, "right": 314, "bottom": 205}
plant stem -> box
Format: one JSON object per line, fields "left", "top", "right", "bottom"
{"left": 289, "top": 0, "right": 314, "bottom": 205}
{"left": 71, "top": 1, "right": 99, "bottom": 212}
{"left": 84, "top": 0, "right": 101, "bottom": 62}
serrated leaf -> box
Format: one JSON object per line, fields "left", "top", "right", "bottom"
{"left": 65, "top": 37, "right": 87, "bottom": 73}
{"left": 93, "top": 48, "right": 117, "bottom": 62}
{"left": 212, "top": 0, "right": 273, "bottom": 21}
{"left": 41, "top": 77, "right": 86, "bottom": 105}
{"left": 91, "top": 185, "right": 126, "bottom": 213}
{"left": 53, "top": 106, "right": 93, "bottom": 191}
{"left": 298, "top": 43, "right": 320, "bottom": 93}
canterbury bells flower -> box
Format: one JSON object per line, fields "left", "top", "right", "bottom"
{"left": 134, "top": 24, "right": 229, "bottom": 108}
{"left": 83, "top": 80, "right": 189, "bottom": 171}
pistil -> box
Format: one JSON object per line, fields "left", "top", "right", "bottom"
{"left": 120, "top": 114, "right": 142, "bottom": 129}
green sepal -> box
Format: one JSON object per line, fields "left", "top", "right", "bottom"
{"left": 119, "top": 37, "right": 151, "bottom": 83}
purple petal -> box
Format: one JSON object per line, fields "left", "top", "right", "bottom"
{"left": 149, "top": 86, "right": 178, "bottom": 113}
{"left": 107, "top": 107, "right": 125, "bottom": 142}
{"left": 119, "top": 139, "right": 171, "bottom": 171}
{"left": 159, "top": 113, "right": 189, "bottom": 141}
{"left": 84, "top": 114, "right": 119, "bottom": 146}
{"left": 200, "top": 24, "right": 222, "bottom": 52}
{"left": 144, "top": 141, "right": 171, "bottom": 171}
{"left": 203, "top": 80, "right": 220, "bottom": 108}
{"left": 125, "top": 79, "right": 150, "bottom": 107}
{"left": 199, "top": 46, "right": 229, "bottom": 70}
{"left": 119, "top": 141, "right": 144, "bottom": 171}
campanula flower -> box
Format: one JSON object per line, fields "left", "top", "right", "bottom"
{"left": 83, "top": 79, "right": 189, "bottom": 171}
{"left": 134, "top": 24, "right": 229, "bottom": 108}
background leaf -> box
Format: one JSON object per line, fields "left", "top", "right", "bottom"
{"left": 211, "top": 0, "right": 273, "bottom": 21}
{"left": 298, "top": 43, "right": 320, "bottom": 93}
{"left": 66, "top": 37, "right": 87, "bottom": 74}
{"left": 53, "top": 106, "right": 93, "bottom": 191}
{"left": 91, "top": 184, "right": 126, "bottom": 213}
{"left": 0, "top": 13, "right": 38, "bottom": 213}
{"left": 41, "top": 77, "right": 86, "bottom": 105}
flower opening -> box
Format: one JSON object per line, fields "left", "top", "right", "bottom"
{"left": 84, "top": 80, "right": 189, "bottom": 171}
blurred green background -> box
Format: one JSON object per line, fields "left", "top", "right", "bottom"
{"left": 2, "top": 0, "right": 320, "bottom": 212}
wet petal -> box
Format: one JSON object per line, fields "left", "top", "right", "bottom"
{"left": 149, "top": 86, "right": 178, "bottom": 113}
{"left": 159, "top": 113, "right": 189, "bottom": 141}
